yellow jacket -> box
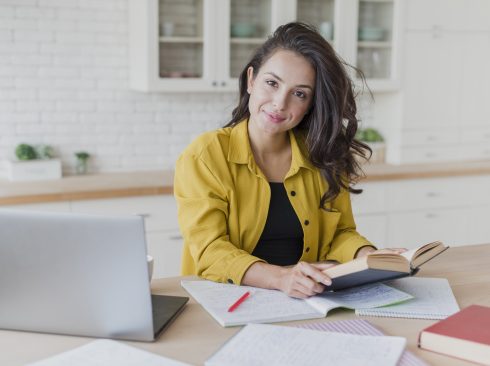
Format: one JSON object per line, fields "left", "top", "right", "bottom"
{"left": 174, "top": 120, "right": 373, "bottom": 285}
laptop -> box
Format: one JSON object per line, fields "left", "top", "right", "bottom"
{"left": 0, "top": 209, "right": 188, "bottom": 342}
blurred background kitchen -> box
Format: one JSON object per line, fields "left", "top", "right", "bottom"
{"left": 1, "top": 0, "right": 489, "bottom": 278}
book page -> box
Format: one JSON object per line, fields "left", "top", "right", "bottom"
{"left": 305, "top": 283, "right": 413, "bottom": 315}
{"left": 28, "top": 339, "right": 191, "bottom": 366}
{"left": 356, "top": 277, "right": 460, "bottom": 319}
{"left": 181, "top": 280, "right": 322, "bottom": 326}
{"left": 205, "top": 323, "right": 406, "bottom": 366}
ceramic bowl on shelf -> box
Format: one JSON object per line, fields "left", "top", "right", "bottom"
{"left": 230, "top": 22, "right": 256, "bottom": 38}
{"left": 358, "top": 27, "right": 385, "bottom": 41}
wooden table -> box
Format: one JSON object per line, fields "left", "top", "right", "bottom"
{"left": 1, "top": 244, "right": 489, "bottom": 365}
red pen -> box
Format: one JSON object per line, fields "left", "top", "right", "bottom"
{"left": 227, "top": 291, "right": 251, "bottom": 312}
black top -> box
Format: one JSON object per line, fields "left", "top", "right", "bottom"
{"left": 252, "top": 182, "right": 304, "bottom": 266}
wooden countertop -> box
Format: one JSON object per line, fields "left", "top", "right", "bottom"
{"left": 1, "top": 160, "right": 490, "bottom": 206}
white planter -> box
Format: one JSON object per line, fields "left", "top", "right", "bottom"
{"left": 5, "top": 159, "right": 62, "bottom": 181}
{"left": 367, "top": 142, "right": 386, "bottom": 164}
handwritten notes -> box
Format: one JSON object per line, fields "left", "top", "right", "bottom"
{"left": 205, "top": 323, "right": 406, "bottom": 366}
{"left": 181, "top": 280, "right": 413, "bottom": 327}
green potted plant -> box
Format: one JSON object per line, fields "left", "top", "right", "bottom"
{"left": 5, "top": 143, "right": 62, "bottom": 181}
{"left": 356, "top": 128, "right": 386, "bottom": 164}
{"left": 75, "top": 151, "right": 91, "bottom": 175}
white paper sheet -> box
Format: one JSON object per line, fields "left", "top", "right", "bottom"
{"left": 28, "top": 339, "right": 191, "bottom": 366}
{"left": 205, "top": 323, "right": 406, "bottom": 366}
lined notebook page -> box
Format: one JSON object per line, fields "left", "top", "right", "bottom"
{"left": 205, "top": 323, "right": 406, "bottom": 366}
{"left": 355, "top": 277, "right": 459, "bottom": 319}
{"left": 296, "top": 319, "right": 428, "bottom": 366}
{"left": 28, "top": 339, "right": 191, "bottom": 366}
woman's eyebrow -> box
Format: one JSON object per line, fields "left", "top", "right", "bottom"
{"left": 264, "top": 72, "right": 313, "bottom": 90}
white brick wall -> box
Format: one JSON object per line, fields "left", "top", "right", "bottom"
{"left": 0, "top": 0, "right": 372, "bottom": 176}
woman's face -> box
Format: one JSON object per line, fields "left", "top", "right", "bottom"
{"left": 247, "top": 49, "right": 315, "bottom": 137}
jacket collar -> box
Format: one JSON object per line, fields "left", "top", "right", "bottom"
{"left": 227, "top": 119, "right": 315, "bottom": 172}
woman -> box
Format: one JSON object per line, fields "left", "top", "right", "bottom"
{"left": 174, "top": 22, "right": 402, "bottom": 298}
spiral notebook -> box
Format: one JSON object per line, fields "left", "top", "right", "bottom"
{"left": 355, "top": 277, "right": 459, "bottom": 320}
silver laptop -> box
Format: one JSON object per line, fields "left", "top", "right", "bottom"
{"left": 0, "top": 209, "right": 188, "bottom": 342}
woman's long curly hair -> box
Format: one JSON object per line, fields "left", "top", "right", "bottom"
{"left": 224, "top": 22, "right": 371, "bottom": 209}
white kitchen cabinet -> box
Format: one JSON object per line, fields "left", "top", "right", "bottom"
{"left": 352, "top": 0, "right": 403, "bottom": 91}
{"left": 355, "top": 214, "right": 388, "bottom": 248}
{"left": 351, "top": 181, "right": 388, "bottom": 247}
{"left": 387, "top": 208, "right": 467, "bottom": 248}
{"left": 393, "top": 1, "right": 490, "bottom": 164}
{"left": 129, "top": 0, "right": 280, "bottom": 92}
{"left": 352, "top": 175, "right": 490, "bottom": 248}
{"left": 405, "top": 0, "right": 490, "bottom": 31}
{"left": 129, "top": 0, "right": 403, "bottom": 92}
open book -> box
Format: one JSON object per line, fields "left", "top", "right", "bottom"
{"left": 181, "top": 280, "right": 412, "bottom": 327}
{"left": 323, "top": 241, "right": 449, "bottom": 291}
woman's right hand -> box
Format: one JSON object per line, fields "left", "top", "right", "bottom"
{"left": 277, "top": 262, "right": 335, "bottom": 298}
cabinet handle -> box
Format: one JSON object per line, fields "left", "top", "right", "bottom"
{"left": 212, "top": 81, "right": 217, "bottom": 86}
{"left": 169, "top": 235, "right": 183, "bottom": 240}
{"left": 221, "top": 81, "right": 227, "bottom": 87}
{"left": 432, "top": 25, "right": 442, "bottom": 39}
{"left": 425, "top": 213, "right": 438, "bottom": 219}
{"left": 137, "top": 213, "right": 151, "bottom": 218}
{"left": 426, "top": 192, "right": 440, "bottom": 198}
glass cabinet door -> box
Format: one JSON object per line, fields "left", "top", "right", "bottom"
{"left": 356, "top": 0, "right": 394, "bottom": 80}
{"left": 229, "top": 0, "right": 272, "bottom": 78}
{"left": 296, "top": 0, "right": 336, "bottom": 44}
{"left": 158, "top": 0, "right": 205, "bottom": 79}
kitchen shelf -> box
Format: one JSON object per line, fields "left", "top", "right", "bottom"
{"left": 230, "top": 37, "right": 267, "bottom": 45}
{"left": 358, "top": 41, "right": 391, "bottom": 48}
{"left": 159, "top": 37, "right": 204, "bottom": 44}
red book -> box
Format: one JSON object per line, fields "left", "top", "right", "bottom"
{"left": 418, "top": 304, "right": 490, "bottom": 365}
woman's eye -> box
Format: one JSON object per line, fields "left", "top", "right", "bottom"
{"left": 266, "top": 80, "right": 277, "bottom": 87}
{"left": 294, "top": 90, "right": 306, "bottom": 99}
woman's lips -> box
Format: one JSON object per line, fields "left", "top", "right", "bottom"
{"left": 264, "top": 111, "right": 286, "bottom": 123}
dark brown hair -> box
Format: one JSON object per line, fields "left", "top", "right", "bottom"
{"left": 224, "top": 22, "right": 371, "bottom": 208}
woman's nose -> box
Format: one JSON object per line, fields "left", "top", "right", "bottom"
{"left": 272, "top": 91, "right": 287, "bottom": 110}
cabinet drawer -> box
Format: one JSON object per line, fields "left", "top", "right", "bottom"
{"left": 0, "top": 201, "right": 71, "bottom": 212}
{"left": 400, "top": 129, "right": 459, "bottom": 147}
{"left": 459, "top": 144, "right": 490, "bottom": 162}
{"left": 146, "top": 230, "right": 183, "bottom": 279}
{"left": 355, "top": 214, "right": 387, "bottom": 249}
{"left": 386, "top": 177, "right": 467, "bottom": 211}
{"left": 399, "top": 146, "right": 460, "bottom": 164}
{"left": 70, "top": 195, "right": 178, "bottom": 232}
{"left": 387, "top": 208, "right": 467, "bottom": 248}
{"left": 351, "top": 182, "right": 387, "bottom": 214}
{"left": 460, "top": 127, "right": 490, "bottom": 143}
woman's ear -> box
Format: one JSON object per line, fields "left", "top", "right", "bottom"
{"left": 246, "top": 66, "right": 254, "bottom": 94}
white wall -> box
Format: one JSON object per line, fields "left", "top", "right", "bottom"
{"left": 0, "top": 0, "right": 374, "bottom": 175}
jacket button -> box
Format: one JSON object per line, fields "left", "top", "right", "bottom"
{"left": 290, "top": 191, "right": 296, "bottom": 196}
{"left": 227, "top": 278, "right": 234, "bottom": 284}
{"left": 305, "top": 247, "right": 310, "bottom": 253}
{"left": 304, "top": 220, "right": 309, "bottom": 226}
